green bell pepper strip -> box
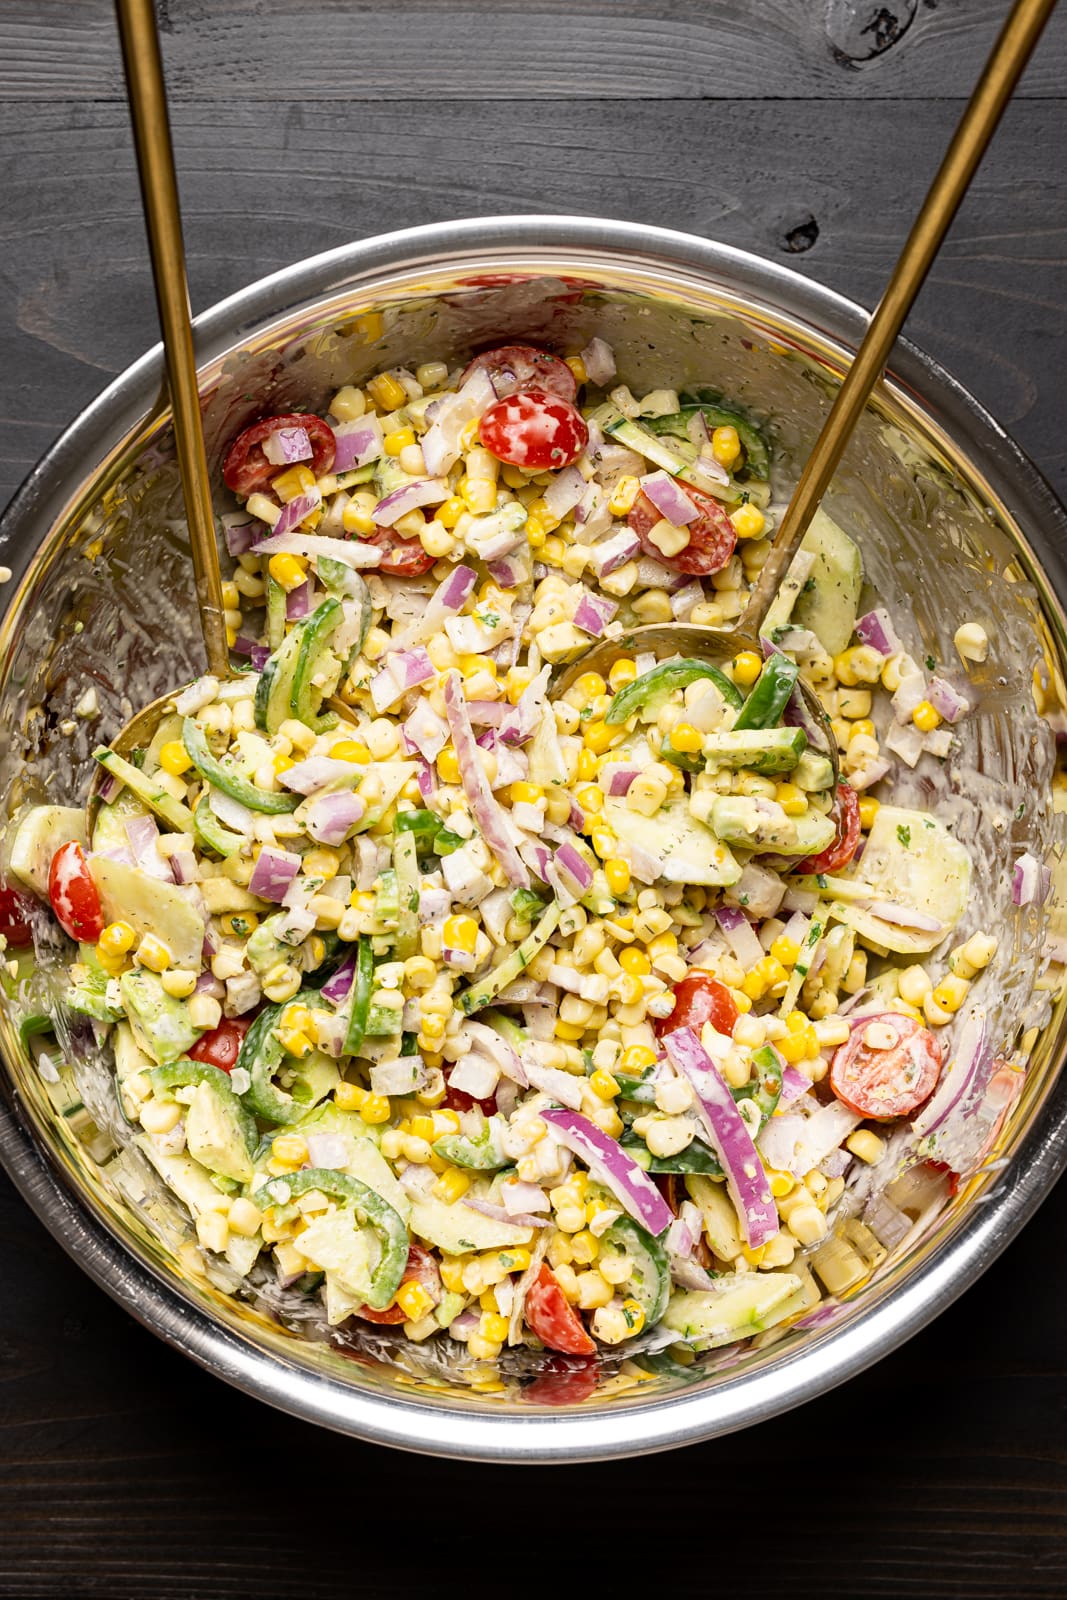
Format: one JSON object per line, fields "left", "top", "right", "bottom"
{"left": 606, "top": 660, "right": 743, "bottom": 726}
{"left": 510, "top": 887, "right": 549, "bottom": 922}
{"left": 620, "top": 1127, "right": 723, "bottom": 1176}
{"left": 192, "top": 794, "right": 246, "bottom": 857}
{"left": 744, "top": 1044, "right": 784, "bottom": 1124}
{"left": 18, "top": 1013, "right": 54, "bottom": 1046}
{"left": 599, "top": 1215, "right": 670, "bottom": 1328}
{"left": 343, "top": 936, "right": 375, "bottom": 1057}
{"left": 732, "top": 653, "right": 799, "bottom": 731}
{"left": 253, "top": 1167, "right": 409, "bottom": 1311}
{"left": 658, "top": 732, "right": 705, "bottom": 774}
{"left": 266, "top": 575, "right": 287, "bottom": 651}
{"left": 234, "top": 1002, "right": 295, "bottom": 1124}
{"left": 392, "top": 828, "right": 419, "bottom": 960}
{"left": 290, "top": 598, "right": 342, "bottom": 733}
{"left": 182, "top": 717, "right": 298, "bottom": 815}
{"left": 394, "top": 808, "right": 443, "bottom": 840}
{"left": 149, "top": 1059, "right": 258, "bottom": 1154}
{"left": 432, "top": 828, "right": 464, "bottom": 858}
{"left": 91, "top": 747, "right": 196, "bottom": 833}
{"left": 647, "top": 398, "right": 770, "bottom": 480}
{"left": 457, "top": 901, "right": 561, "bottom": 1016}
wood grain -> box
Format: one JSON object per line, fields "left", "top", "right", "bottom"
{"left": 1, "top": 1, "right": 1065, "bottom": 1593}
{"left": 0, "top": 0, "right": 1065, "bottom": 103}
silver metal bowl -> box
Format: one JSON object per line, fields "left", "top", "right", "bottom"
{"left": 1, "top": 215, "right": 1065, "bottom": 1462}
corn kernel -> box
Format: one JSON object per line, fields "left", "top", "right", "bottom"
{"left": 846, "top": 1129, "right": 886, "bottom": 1164}
{"left": 342, "top": 499, "right": 377, "bottom": 536}
{"left": 99, "top": 920, "right": 136, "bottom": 957}
{"left": 360, "top": 1094, "right": 391, "bottom": 1124}
{"left": 439, "top": 1256, "right": 467, "bottom": 1293}
{"left": 332, "top": 739, "right": 370, "bottom": 764}
{"left": 589, "top": 1069, "right": 621, "bottom": 1100}
{"left": 912, "top": 699, "right": 942, "bottom": 732}
{"left": 443, "top": 914, "right": 479, "bottom": 954}
{"left": 770, "top": 935, "right": 801, "bottom": 967}
{"left": 620, "top": 1045, "right": 657, "bottom": 1075}
{"left": 604, "top": 858, "right": 631, "bottom": 896}
{"left": 271, "top": 1133, "right": 308, "bottom": 1167}
{"left": 396, "top": 1280, "right": 435, "bottom": 1321}
{"left": 479, "top": 1311, "right": 510, "bottom": 1344}
{"left": 367, "top": 372, "right": 407, "bottom": 410}
{"left": 582, "top": 721, "right": 616, "bottom": 756}
{"left": 589, "top": 827, "right": 615, "bottom": 861}
{"left": 775, "top": 781, "right": 808, "bottom": 816}
{"left": 509, "top": 780, "right": 544, "bottom": 806}
{"left": 159, "top": 740, "right": 192, "bottom": 777}
{"left": 619, "top": 948, "right": 651, "bottom": 977}
{"left": 858, "top": 796, "right": 880, "bottom": 830}
{"left": 767, "top": 1167, "right": 795, "bottom": 1198}
{"left": 564, "top": 354, "right": 588, "bottom": 384}
{"left": 932, "top": 974, "right": 969, "bottom": 1013}
{"left": 711, "top": 424, "right": 741, "bottom": 469}
{"left": 730, "top": 502, "right": 766, "bottom": 539}
{"left": 135, "top": 934, "right": 172, "bottom": 973}
{"left": 732, "top": 650, "right": 763, "bottom": 687}
{"left": 608, "top": 477, "right": 640, "bottom": 516}
{"left": 436, "top": 747, "right": 461, "bottom": 785}
{"left": 384, "top": 425, "right": 416, "bottom": 457}
{"left": 267, "top": 552, "right": 309, "bottom": 592}
{"left": 432, "top": 1167, "right": 471, "bottom": 1204}
{"left": 666, "top": 720, "right": 703, "bottom": 755}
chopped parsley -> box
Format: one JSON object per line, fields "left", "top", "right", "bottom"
{"left": 897, "top": 824, "right": 912, "bottom": 848}
{"left": 925, "top": 654, "right": 936, "bottom": 672}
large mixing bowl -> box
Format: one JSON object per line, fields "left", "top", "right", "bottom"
{"left": 1, "top": 216, "right": 1065, "bottom": 1461}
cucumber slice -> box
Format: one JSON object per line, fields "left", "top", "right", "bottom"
{"left": 89, "top": 855, "right": 206, "bottom": 967}
{"left": 605, "top": 796, "right": 742, "bottom": 887}
{"left": 663, "top": 1272, "right": 803, "bottom": 1346}
{"left": 456, "top": 901, "right": 562, "bottom": 1016}
{"left": 192, "top": 794, "right": 246, "bottom": 858}
{"left": 266, "top": 576, "right": 287, "bottom": 651}
{"left": 254, "top": 627, "right": 303, "bottom": 735}
{"left": 409, "top": 1184, "right": 534, "bottom": 1254}
{"left": 702, "top": 727, "right": 807, "bottom": 775}
{"left": 8, "top": 804, "right": 86, "bottom": 897}
{"left": 151, "top": 1060, "right": 257, "bottom": 1183}
{"left": 392, "top": 828, "right": 419, "bottom": 960}
{"left": 91, "top": 748, "right": 196, "bottom": 833}
{"left": 762, "top": 509, "right": 862, "bottom": 657}
{"left": 651, "top": 395, "right": 771, "bottom": 480}
{"left": 824, "top": 804, "right": 971, "bottom": 955}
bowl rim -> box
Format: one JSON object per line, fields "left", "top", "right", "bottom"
{"left": 2, "top": 212, "right": 1066, "bottom": 1462}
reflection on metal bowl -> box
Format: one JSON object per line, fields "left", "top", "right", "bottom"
{"left": 0, "top": 216, "right": 1065, "bottom": 1462}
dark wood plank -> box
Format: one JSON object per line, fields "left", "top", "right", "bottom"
{"left": 1, "top": 96, "right": 1063, "bottom": 510}
{"left": 0, "top": 0, "right": 1065, "bottom": 103}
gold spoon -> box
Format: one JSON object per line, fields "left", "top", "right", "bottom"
{"left": 555, "top": 0, "right": 1059, "bottom": 740}
{"left": 92, "top": 0, "right": 1057, "bottom": 828}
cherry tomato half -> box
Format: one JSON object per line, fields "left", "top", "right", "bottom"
{"left": 795, "top": 782, "right": 861, "bottom": 875}
{"left": 357, "top": 526, "right": 435, "bottom": 578}
{"left": 48, "top": 842, "right": 103, "bottom": 943}
{"left": 627, "top": 485, "right": 737, "bottom": 576}
{"left": 356, "top": 1243, "right": 442, "bottom": 1325}
{"left": 478, "top": 389, "right": 588, "bottom": 472}
{"left": 525, "top": 1353, "right": 600, "bottom": 1406}
{"left": 443, "top": 1084, "right": 498, "bottom": 1118}
{"left": 222, "top": 412, "right": 336, "bottom": 497}
{"left": 829, "top": 1013, "right": 942, "bottom": 1120}
{"left": 0, "top": 882, "right": 34, "bottom": 948}
{"left": 655, "top": 971, "right": 739, "bottom": 1040}
{"left": 524, "top": 1264, "right": 596, "bottom": 1356}
{"left": 189, "top": 1016, "right": 251, "bottom": 1073}
{"left": 460, "top": 343, "right": 577, "bottom": 403}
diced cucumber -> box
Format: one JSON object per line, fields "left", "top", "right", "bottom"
{"left": 685, "top": 1174, "right": 744, "bottom": 1262}
{"left": 90, "top": 789, "right": 149, "bottom": 856}
{"left": 702, "top": 727, "right": 807, "bottom": 776}
{"left": 605, "top": 796, "right": 742, "bottom": 886}
{"left": 88, "top": 855, "right": 205, "bottom": 968}
{"left": 254, "top": 627, "right": 303, "bottom": 735}
{"left": 602, "top": 412, "right": 697, "bottom": 476}
{"left": 151, "top": 1060, "right": 258, "bottom": 1184}
{"left": 825, "top": 804, "right": 971, "bottom": 955}
{"left": 762, "top": 509, "right": 862, "bottom": 657}
{"left": 392, "top": 829, "right": 419, "bottom": 960}
{"left": 663, "top": 1272, "right": 803, "bottom": 1345}
{"left": 409, "top": 1184, "right": 534, "bottom": 1254}
{"left": 599, "top": 1216, "right": 670, "bottom": 1328}
{"left": 456, "top": 901, "right": 562, "bottom": 1015}
{"left": 709, "top": 796, "right": 836, "bottom": 857}
{"left": 120, "top": 969, "right": 202, "bottom": 1064}
{"left": 8, "top": 804, "right": 86, "bottom": 897}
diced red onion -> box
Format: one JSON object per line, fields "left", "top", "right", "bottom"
{"left": 373, "top": 477, "right": 451, "bottom": 528}
{"left": 541, "top": 465, "right": 587, "bottom": 520}
{"left": 855, "top": 607, "right": 904, "bottom": 657}
{"left": 286, "top": 581, "right": 311, "bottom": 620}
{"left": 779, "top": 1064, "right": 813, "bottom": 1107}
{"left": 195, "top": 970, "right": 225, "bottom": 1000}
{"left": 124, "top": 815, "right": 174, "bottom": 882}
{"left": 248, "top": 846, "right": 301, "bottom": 902}
{"left": 305, "top": 1131, "right": 349, "bottom": 1170}
{"left": 281, "top": 756, "right": 359, "bottom": 795}
{"left": 1014, "top": 852, "right": 1046, "bottom": 907}
{"left": 460, "top": 1197, "right": 549, "bottom": 1229}
{"left": 715, "top": 906, "right": 764, "bottom": 969}
{"left": 224, "top": 519, "right": 257, "bottom": 556}
{"left": 252, "top": 530, "right": 382, "bottom": 568}
{"left": 443, "top": 670, "right": 529, "bottom": 887}
{"left": 170, "top": 850, "right": 198, "bottom": 885}
{"left": 600, "top": 764, "right": 639, "bottom": 797}
{"left": 540, "top": 1109, "right": 673, "bottom": 1236}
{"left": 580, "top": 336, "right": 616, "bottom": 384}
{"left": 572, "top": 589, "right": 619, "bottom": 637}
{"left": 272, "top": 491, "right": 322, "bottom": 538}
{"left": 554, "top": 842, "right": 593, "bottom": 897}
{"left": 686, "top": 410, "right": 711, "bottom": 448}
{"left": 262, "top": 426, "right": 312, "bottom": 466}
{"left": 663, "top": 1028, "right": 779, "bottom": 1248}
{"left": 849, "top": 757, "right": 892, "bottom": 791}
{"left": 498, "top": 665, "right": 549, "bottom": 748}
{"left": 640, "top": 470, "right": 699, "bottom": 525}
{"left": 486, "top": 556, "right": 525, "bottom": 589}
{"left": 891, "top": 667, "right": 927, "bottom": 725}
{"left": 635, "top": 556, "right": 688, "bottom": 593}
{"left": 320, "top": 955, "right": 356, "bottom": 1006}
{"left": 588, "top": 528, "right": 641, "bottom": 577}
{"left": 403, "top": 700, "right": 450, "bottom": 764}
{"left": 863, "top": 900, "right": 945, "bottom": 933}
{"left": 670, "top": 579, "right": 705, "bottom": 621}
{"left": 97, "top": 770, "right": 122, "bottom": 804}
{"left": 419, "top": 370, "right": 496, "bottom": 476}
{"left": 927, "top": 676, "right": 971, "bottom": 724}
{"left": 303, "top": 790, "right": 366, "bottom": 847}
{"left": 862, "top": 1192, "right": 913, "bottom": 1250}
{"left": 250, "top": 645, "right": 270, "bottom": 672}
{"left": 232, "top": 633, "right": 259, "bottom": 659}
{"left": 670, "top": 1256, "right": 719, "bottom": 1292}
{"left": 332, "top": 415, "right": 384, "bottom": 473}
{"left": 573, "top": 481, "right": 613, "bottom": 543}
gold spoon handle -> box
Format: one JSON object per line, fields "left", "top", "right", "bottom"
{"left": 741, "top": 0, "right": 1058, "bottom": 642}
{"left": 114, "top": 0, "right": 229, "bottom": 678}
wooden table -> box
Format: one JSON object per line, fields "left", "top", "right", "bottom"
{"left": 1, "top": 4, "right": 1065, "bottom": 1593}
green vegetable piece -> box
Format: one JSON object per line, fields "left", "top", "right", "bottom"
{"left": 150, "top": 1059, "right": 258, "bottom": 1183}
{"left": 392, "top": 828, "right": 419, "bottom": 961}
{"left": 395, "top": 808, "right": 443, "bottom": 840}
{"left": 649, "top": 396, "right": 770, "bottom": 480}
{"left": 91, "top": 747, "right": 196, "bottom": 833}
{"left": 343, "top": 937, "right": 375, "bottom": 1057}
{"left": 182, "top": 717, "right": 298, "bottom": 815}
{"left": 457, "top": 901, "right": 562, "bottom": 1016}
{"left": 620, "top": 1129, "right": 723, "bottom": 1176}
{"left": 373, "top": 867, "right": 400, "bottom": 930}
{"left": 119, "top": 969, "right": 202, "bottom": 1064}
{"left": 432, "top": 828, "right": 464, "bottom": 858}
{"left": 254, "top": 626, "right": 303, "bottom": 735}
{"left": 658, "top": 732, "right": 705, "bottom": 774}
{"left": 732, "top": 653, "right": 799, "bottom": 731}
{"left": 18, "top": 1013, "right": 54, "bottom": 1046}
{"left": 599, "top": 1215, "right": 671, "bottom": 1328}
{"left": 432, "top": 1127, "right": 508, "bottom": 1170}
{"left": 510, "top": 887, "right": 549, "bottom": 922}
{"left": 290, "top": 598, "right": 342, "bottom": 733}
{"left": 365, "top": 995, "right": 404, "bottom": 1037}
{"left": 741, "top": 1045, "right": 784, "bottom": 1126}
{"left": 192, "top": 794, "right": 246, "bottom": 857}
{"left": 266, "top": 575, "right": 287, "bottom": 651}
{"left": 606, "top": 660, "right": 742, "bottom": 726}
{"left": 236, "top": 998, "right": 339, "bottom": 1124}
{"left": 253, "top": 1166, "right": 409, "bottom": 1311}
{"left": 701, "top": 727, "right": 808, "bottom": 776}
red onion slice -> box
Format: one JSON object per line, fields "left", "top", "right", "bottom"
{"left": 332, "top": 415, "right": 384, "bottom": 473}
{"left": 541, "top": 1108, "right": 673, "bottom": 1236}
{"left": 252, "top": 530, "right": 382, "bottom": 568}
{"left": 262, "top": 426, "right": 312, "bottom": 466}
{"left": 248, "top": 846, "right": 301, "bottom": 902}
{"left": 373, "top": 477, "right": 451, "bottom": 528}
{"left": 640, "top": 470, "right": 699, "bottom": 526}
{"left": 442, "top": 671, "right": 529, "bottom": 887}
